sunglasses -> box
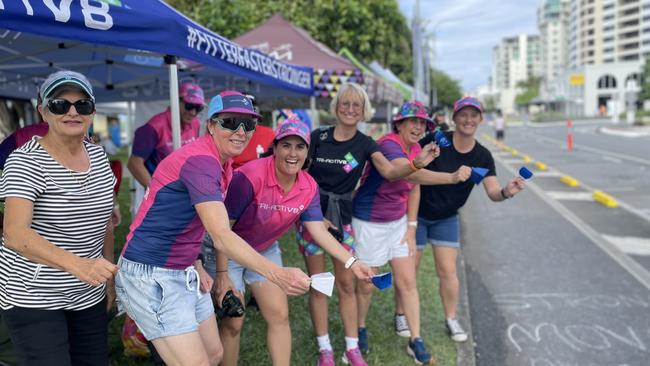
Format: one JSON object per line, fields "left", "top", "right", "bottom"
{"left": 211, "top": 117, "right": 257, "bottom": 133}
{"left": 47, "top": 99, "right": 95, "bottom": 115}
{"left": 184, "top": 103, "right": 204, "bottom": 113}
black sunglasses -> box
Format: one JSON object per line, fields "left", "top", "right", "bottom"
{"left": 47, "top": 99, "right": 95, "bottom": 115}
{"left": 211, "top": 117, "right": 257, "bottom": 133}
{"left": 184, "top": 102, "right": 204, "bottom": 113}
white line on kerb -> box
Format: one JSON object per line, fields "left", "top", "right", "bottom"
{"left": 494, "top": 155, "right": 650, "bottom": 290}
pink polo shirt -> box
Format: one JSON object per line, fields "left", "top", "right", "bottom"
{"left": 131, "top": 107, "right": 201, "bottom": 175}
{"left": 226, "top": 156, "right": 323, "bottom": 252}
{"left": 122, "top": 134, "right": 233, "bottom": 269}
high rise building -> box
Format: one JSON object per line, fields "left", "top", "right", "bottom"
{"left": 569, "top": 0, "right": 650, "bottom": 66}
{"left": 539, "top": 0, "right": 571, "bottom": 100}
{"left": 491, "top": 34, "right": 542, "bottom": 114}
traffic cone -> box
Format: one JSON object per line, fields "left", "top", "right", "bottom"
{"left": 567, "top": 119, "right": 573, "bottom": 152}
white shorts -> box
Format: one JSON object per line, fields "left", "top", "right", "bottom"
{"left": 351, "top": 216, "right": 409, "bottom": 267}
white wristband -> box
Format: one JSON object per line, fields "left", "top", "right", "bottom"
{"left": 344, "top": 256, "right": 357, "bottom": 269}
{"left": 407, "top": 221, "right": 418, "bottom": 227}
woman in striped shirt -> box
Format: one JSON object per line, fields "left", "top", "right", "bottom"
{"left": 0, "top": 70, "right": 118, "bottom": 366}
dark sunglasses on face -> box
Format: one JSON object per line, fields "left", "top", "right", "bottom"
{"left": 47, "top": 99, "right": 95, "bottom": 115}
{"left": 211, "top": 116, "right": 257, "bottom": 133}
{"left": 184, "top": 103, "right": 204, "bottom": 113}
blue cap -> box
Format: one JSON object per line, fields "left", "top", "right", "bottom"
{"left": 371, "top": 272, "right": 392, "bottom": 290}
{"left": 207, "top": 90, "right": 261, "bottom": 119}
{"left": 519, "top": 167, "right": 533, "bottom": 179}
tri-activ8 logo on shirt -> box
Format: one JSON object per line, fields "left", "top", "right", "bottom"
{"left": 314, "top": 152, "right": 359, "bottom": 174}
{"left": 258, "top": 202, "right": 305, "bottom": 214}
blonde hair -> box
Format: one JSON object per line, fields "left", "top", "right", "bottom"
{"left": 329, "top": 82, "right": 374, "bottom": 122}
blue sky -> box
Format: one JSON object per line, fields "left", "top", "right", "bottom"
{"left": 399, "top": 0, "right": 539, "bottom": 92}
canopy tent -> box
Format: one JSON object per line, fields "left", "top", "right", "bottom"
{"left": 235, "top": 14, "right": 367, "bottom": 102}
{"left": 0, "top": 1, "right": 314, "bottom": 147}
{"left": 337, "top": 48, "right": 403, "bottom": 105}
{"left": 369, "top": 61, "right": 417, "bottom": 102}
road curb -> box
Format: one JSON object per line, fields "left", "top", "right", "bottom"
{"left": 456, "top": 253, "right": 476, "bottom": 366}
{"left": 600, "top": 126, "right": 650, "bottom": 138}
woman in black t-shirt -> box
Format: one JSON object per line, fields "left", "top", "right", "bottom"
{"left": 297, "top": 83, "right": 438, "bottom": 365}
{"left": 395, "top": 97, "right": 525, "bottom": 343}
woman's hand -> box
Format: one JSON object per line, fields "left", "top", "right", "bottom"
{"left": 401, "top": 226, "right": 418, "bottom": 257}
{"left": 504, "top": 177, "right": 526, "bottom": 198}
{"left": 195, "top": 261, "right": 214, "bottom": 294}
{"left": 268, "top": 267, "right": 311, "bottom": 296}
{"left": 350, "top": 260, "right": 375, "bottom": 281}
{"left": 72, "top": 257, "right": 118, "bottom": 287}
{"left": 214, "top": 272, "right": 243, "bottom": 306}
{"left": 413, "top": 142, "right": 438, "bottom": 168}
{"left": 452, "top": 165, "right": 472, "bottom": 184}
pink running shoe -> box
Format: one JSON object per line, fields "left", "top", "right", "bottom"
{"left": 317, "top": 349, "right": 335, "bottom": 366}
{"left": 342, "top": 348, "right": 368, "bottom": 366}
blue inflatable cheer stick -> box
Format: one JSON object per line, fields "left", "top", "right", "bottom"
{"left": 470, "top": 167, "right": 489, "bottom": 185}
{"left": 371, "top": 272, "right": 392, "bottom": 290}
{"left": 519, "top": 167, "right": 533, "bottom": 179}
{"left": 434, "top": 130, "right": 451, "bottom": 148}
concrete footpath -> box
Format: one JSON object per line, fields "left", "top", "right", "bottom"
{"left": 457, "top": 158, "right": 650, "bottom": 366}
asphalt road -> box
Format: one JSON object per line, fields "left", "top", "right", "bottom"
{"left": 459, "top": 122, "right": 650, "bottom": 366}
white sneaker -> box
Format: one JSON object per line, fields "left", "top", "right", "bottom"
{"left": 394, "top": 313, "right": 411, "bottom": 338}
{"left": 446, "top": 318, "right": 468, "bottom": 342}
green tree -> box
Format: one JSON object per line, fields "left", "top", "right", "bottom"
{"left": 515, "top": 76, "right": 541, "bottom": 105}
{"left": 166, "top": 0, "right": 414, "bottom": 83}
{"left": 640, "top": 56, "right": 650, "bottom": 102}
{"left": 430, "top": 68, "right": 462, "bottom": 108}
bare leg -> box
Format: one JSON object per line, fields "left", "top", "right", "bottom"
{"left": 197, "top": 314, "right": 223, "bottom": 365}
{"left": 150, "top": 331, "right": 210, "bottom": 366}
{"left": 251, "top": 281, "right": 291, "bottom": 366}
{"left": 391, "top": 256, "right": 421, "bottom": 340}
{"left": 218, "top": 315, "right": 245, "bottom": 366}
{"left": 433, "top": 246, "right": 460, "bottom": 319}
{"left": 395, "top": 249, "right": 424, "bottom": 314}
{"left": 332, "top": 256, "right": 358, "bottom": 338}
{"left": 304, "top": 254, "right": 329, "bottom": 338}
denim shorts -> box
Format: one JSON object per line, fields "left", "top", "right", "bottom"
{"left": 115, "top": 257, "right": 214, "bottom": 340}
{"left": 201, "top": 240, "right": 283, "bottom": 294}
{"left": 415, "top": 215, "right": 460, "bottom": 250}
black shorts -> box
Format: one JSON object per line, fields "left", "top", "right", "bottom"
{"left": 496, "top": 130, "right": 505, "bottom": 140}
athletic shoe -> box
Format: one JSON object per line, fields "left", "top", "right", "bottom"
{"left": 357, "top": 327, "right": 369, "bottom": 354}
{"left": 317, "top": 348, "right": 335, "bottom": 366}
{"left": 406, "top": 337, "right": 432, "bottom": 365}
{"left": 394, "top": 313, "right": 411, "bottom": 338}
{"left": 341, "top": 347, "right": 368, "bottom": 366}
{"left": 445, "top": 318, "right": 468, "bottom": 342}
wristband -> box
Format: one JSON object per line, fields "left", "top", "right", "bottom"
{"left": 344, "top": 256, "right": 357, "bottom": 269}
{"left": 407, "top": 221, "right": 418, "bottom": 227}
{"left": 500, "top": 188, "right": 510, "bottom": 200}
{"left": 408, "top": 160, "right": 420, "bottom": 172}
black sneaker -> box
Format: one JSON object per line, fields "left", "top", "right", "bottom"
{"left": 406, "top": 337, "right": 431, "bottom": 365}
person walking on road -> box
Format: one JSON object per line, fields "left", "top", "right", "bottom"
{"left": 394, "top": 97, "right": 525, "bottom": 343}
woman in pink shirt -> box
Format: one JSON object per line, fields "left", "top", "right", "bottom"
{"left": 199, "top": 117, "right": 374, "bottom": 366}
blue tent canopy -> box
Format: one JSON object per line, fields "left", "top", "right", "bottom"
{"left": 0, "top": 0, "right": 314, "bottom": 101}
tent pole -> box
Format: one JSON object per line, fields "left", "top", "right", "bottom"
{"left": 166, "top": 55, "right": 181, "bottom": 150}
{"left": 386, "top": 101, "right": 392, "bottom": 132}
{"left": 310, "top": 96, "right": 319, "bottom": 128}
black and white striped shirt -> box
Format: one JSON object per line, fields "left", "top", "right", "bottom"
{"left": 0, "top": 137, "right": 115, "bottom": 310}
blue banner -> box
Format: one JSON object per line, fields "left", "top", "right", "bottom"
{"left": 0, "top": 0, "right": 313, "bottom": 95}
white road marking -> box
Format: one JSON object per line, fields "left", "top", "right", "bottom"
{"left": 533, "top": 171, "right": 562, "bottom": 178}
{"left": 531, "top": 134, "right": 650, "bottom": 166}
{"left": 494, "top": 155, "right": 650, "bottom": 290}
{"left": 547, "top": 191, "right": 593, "bottom": 201}
{"left": 602, "top": 235, "right": 650, "bottom": 256}
{"left": 602, "top": 155, "right": 622, "bottom": 164}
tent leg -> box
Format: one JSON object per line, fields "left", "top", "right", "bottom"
{"left": 310, "top": 96, "right": 319, "bottom": 129}
{"left": 386, "top": 102, "right": 392, "bottom": 132}
{"left": 166, "top": 55, "right": 181, "bottom": 151}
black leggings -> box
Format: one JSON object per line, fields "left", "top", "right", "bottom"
{"left": 2, "top": 299, "right": 107, "bottom": 366}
